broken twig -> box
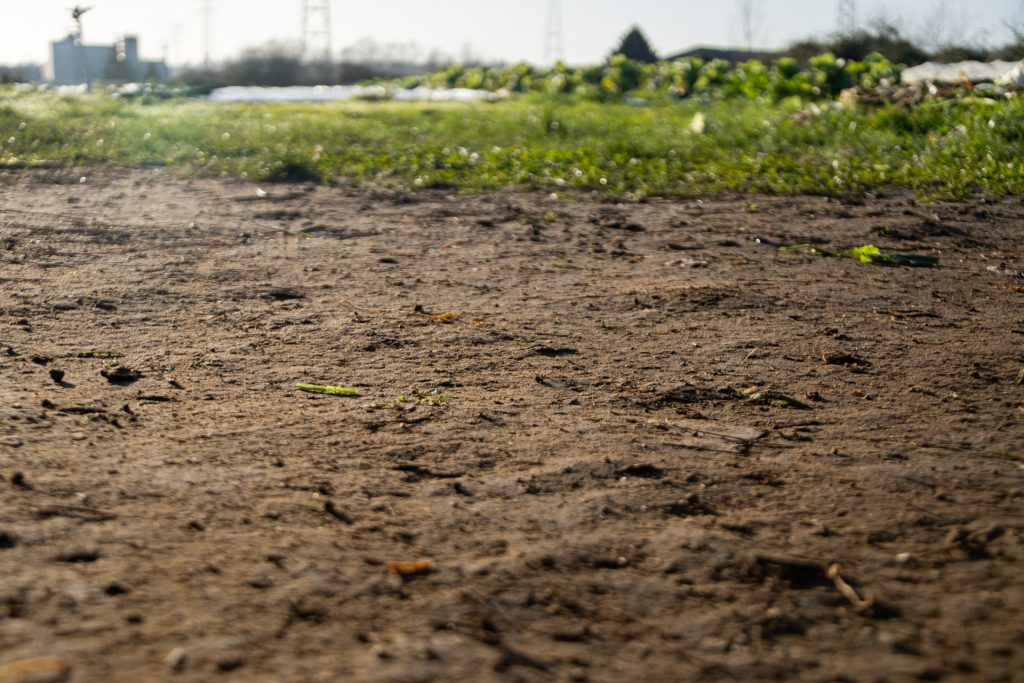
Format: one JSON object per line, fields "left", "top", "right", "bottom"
{"left": 827, "top": 563, "right": 874, "bottom": 612}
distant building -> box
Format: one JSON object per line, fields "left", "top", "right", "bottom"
{"left": 51, "top": 35, "right": 169, "bottom": 85}
{"left": 0, "top": 64, "right": 44, "bottom": 83}
{"left": 668, "top": 46, "right": 782, "bottom": 63}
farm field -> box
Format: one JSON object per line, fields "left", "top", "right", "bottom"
{"left": 0, "top": 162, "right": 1022, "bottom": 682}
{"left": 2, "top": 89, "right": 1024, "bottom": 198}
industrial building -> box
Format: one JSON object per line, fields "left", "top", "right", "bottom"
{"left": 0, "top": 64, "right": 43, "bottom": 83}
{"left": 51, "top": 35, "right": 168, "bottom": 85}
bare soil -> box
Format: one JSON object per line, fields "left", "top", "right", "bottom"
{"left": 1, "top": 168, "right": 1022, "bottom": 683}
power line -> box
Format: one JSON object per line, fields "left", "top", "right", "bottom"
{"left": 837, "top": 0, "right": 858, "bottom": 36}
{"left": 302, "top": 0, "right": 333, "bottom": 62}
{"left": 543, "top": 0, "right": 564, "bottom": 65}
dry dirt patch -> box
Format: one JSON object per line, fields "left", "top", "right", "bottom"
{"left": 1, "top": 168, "right": 1022, "bottom": 682}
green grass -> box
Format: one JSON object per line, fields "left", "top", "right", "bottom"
{"left": 2, "top": 88, "right": 1023, "bottom": 198}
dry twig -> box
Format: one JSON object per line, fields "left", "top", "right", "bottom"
{"left": 828, "top": 563, "right": 874, "bottom": 612}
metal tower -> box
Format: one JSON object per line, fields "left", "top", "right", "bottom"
{"left": 837, "top": 0, "right": 858, "bottom": 36}
{"left": 543, "top": 0, "right": 565, "bottom": 64}
{"left": 201, "top": 0, "right": 213, "bottom": 67}
{"left": 71, "top": 5, "right": 92, "bottom": 44}
{"left": 302, "top": 0, "right": 333, "bottom": 62}
{"left": 737, "top": 0, "right": 761, "bottom": 51}
{"left": 70, "top": 6, "right": 93, "bottom": 89}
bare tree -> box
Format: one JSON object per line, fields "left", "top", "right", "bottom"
{"left": 736, "top": 0, "right": 764, "bottom": 51}
{"left": 1006, "top": 1, "right": 1024, "bottom": 42}
{"left": 916, "top": 0, "right": 975, "bottom": 52}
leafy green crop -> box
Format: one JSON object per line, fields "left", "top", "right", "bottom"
{"left": 394, "top": 52, "right": 904, "bottom": 102}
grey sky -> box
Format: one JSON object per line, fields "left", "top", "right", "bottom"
{"left": 1, "top": 0, "right": 1021, "bottom": 66}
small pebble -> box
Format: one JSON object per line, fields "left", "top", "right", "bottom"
{"left": 164, "top": 648, "right": 187, "bottom": 673}
{"left": 216, "top": 657, "right": 244, "bottom": 672}
{"left": 895, "top": 552, "right": 912, "bottom": 564}
{"left": 101, "top": 367, "right": 142, "bottom": 385}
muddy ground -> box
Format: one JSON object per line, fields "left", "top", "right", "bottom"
{"left": 0, "top": 168, "right": 1022, "bottom": 683}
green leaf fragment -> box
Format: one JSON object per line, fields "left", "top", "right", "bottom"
{"left": 849, "top": 244, "right": 882, "bottom": 263}
{"left": 780, "top": 243, "right": 938, "bottom": 268}
{"left": 778, "top": 244, "right": 842, "bottom": 258}
{"left": 885, "top": 252, "right": 941, "bottom": 267}
{"left": 297, "top": 384, "right": 360, "bottom": 396}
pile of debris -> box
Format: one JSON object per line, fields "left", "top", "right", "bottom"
{"left": 834, "top": 59, "right": 1023, "bottom": 108}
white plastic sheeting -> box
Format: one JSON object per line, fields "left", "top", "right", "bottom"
{"left": 996, "top": 61, "right": 1024, "bottom": 87}
{"left": 901, "top": 60, "right": 1023, "bottom": 85}
{"left": 208, "top": 85, "right": 507, "bottom": 103}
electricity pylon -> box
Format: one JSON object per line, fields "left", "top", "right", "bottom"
{"left": 303, "top": 0, "right": 333, "bottom": 62}
{"left": 837, "top": 0, "right": 858, "bottom": 36}
{"left": 543, "top": 0, "right": 565, "bottom": 65}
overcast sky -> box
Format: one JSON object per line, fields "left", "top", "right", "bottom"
{"left": 1, "top": 0, "right": 1021, "bottom": 66}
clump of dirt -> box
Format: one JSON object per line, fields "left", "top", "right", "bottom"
{"left": 0, "top": 168, "right": 1022, "bottom": 682}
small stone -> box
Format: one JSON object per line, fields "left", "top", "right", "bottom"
{"left": 164, "top": 648, "right": 187, "bottom": 673}
{"left": 369, "top": 644, "right": 392, "bottom": 660}
{"left": 49, "top": 369, "right": 65, "bottom": 385}
{"left": 895, "top": 552, "right": 912, "bottom": 564}
{"left": 101, "top": 367, "right": 143, "bottom": 385}
{"left": 0, "top": 531, "right": 17, "bottom": 549}
{"left": 216, "top": 657, "right": 245, "bottom": 673}
{"left": 0, "top": 657, "right": 72, "bottom": 683}
{"left": 104, "top": 582, "right": 130, "bottom": 596}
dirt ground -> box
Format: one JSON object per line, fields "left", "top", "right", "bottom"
{"left": 0, "top": 168, "right": 1022, "bottom": 683}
